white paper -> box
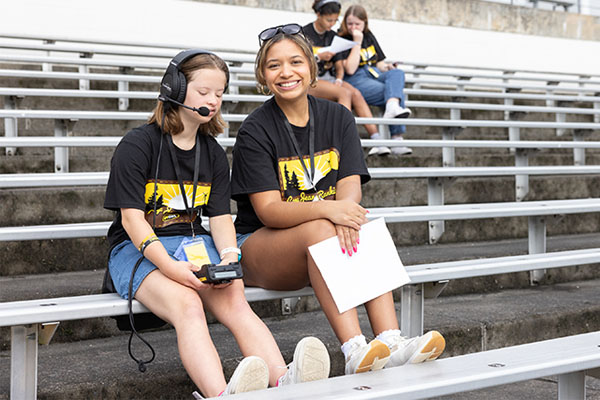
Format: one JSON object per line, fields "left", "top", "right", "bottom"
{"left": 317, "top": 35, "right": 357, "bottom": 54}
{"left": 308, "top": 218, "right": 411, "bottom": 313}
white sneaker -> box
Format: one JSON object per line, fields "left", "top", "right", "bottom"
{"left": 344, "top": 339, "right": 391, "bottom": 375}
{"left": 278, "top": 336, "right": 330, "bottom": 385}
{"left": 368, "top": 146, "right": 392, "bottom": 156}
{"left": 390, "top": 136, "right": 412, "bottom": 155}
{"left": 383, "top": 102, "right": 412, "bottom": 119}
{"left": 384, "top": 330, "right": 446, "bottom": 368}
{"left": 222, "top": 356, "right": 269, "bottom": 395}
{"left": 391, "top": 146, "right": 412, "bottom": 155}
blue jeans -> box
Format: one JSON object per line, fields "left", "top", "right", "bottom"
{"left": 344, "top": 66, "right": 406, "bottom": 135}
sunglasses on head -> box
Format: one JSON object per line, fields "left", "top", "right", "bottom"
{"left": 258, "top": 23, "right": 305, "bottom": 46}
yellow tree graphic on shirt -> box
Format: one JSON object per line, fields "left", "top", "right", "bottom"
{"left": 278, "top": 148, "right": 340, "bottom": 202}
{"left": 143, "top": 180, "right": 211, "bottom": 227}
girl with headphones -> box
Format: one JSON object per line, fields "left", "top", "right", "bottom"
{"left": 231, "top": 27, "right": 445, "bottom": 376}
{"left": 303, "top": 0, "right": 386, "bottom": 156}
{"left": 104, "top": 50, "right": 329, "bottom": 398}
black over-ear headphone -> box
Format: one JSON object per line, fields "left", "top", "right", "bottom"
{"left": 158, "top": 49, "right": 230, "bottom": 116}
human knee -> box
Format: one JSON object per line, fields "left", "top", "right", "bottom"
{"left": 218, "top": 287, "right": 253, "bottom": 316}
{"left": 302, "top": 219, "right": 337, "bottom": 246}
{"left": 337, "top": 86, "right": 353, "bottom": 104}
{"left": 171, "top": 289, "right": 206, "bottom": 325}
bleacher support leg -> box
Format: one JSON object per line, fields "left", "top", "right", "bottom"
{"left": 442, "top": 128, "right": 459, "bottom": 167}
{"left": 3, "top": 95, "right": 18, "bottom": 155}
{"left": 428, "top": 177, "right": 445, "bottom": 244}
{"left": 556, "top": 112, "right": 566, "bottom": 137}
{"left": 78, "top": 52, "right": 93, "bottom": 91}
{"left": 54, "top": 119, "right": 74, "bottom": 173}
{"left": 528, "top": 216, "right": 547, "bottom": 285}
{"left": 594, "top": 99, "right": 599, "bottom": 124}
{"left": 400, "top": 284, "right": 424, "bottom": 338}
{"left": 11, "top": 324, "right": 38, "bottom": 400}
{"left": 508, "top": 126, "right": 520, "bottom": 154}
{"left": 515, "top": 149, "right": 530, "bottom": 201}
{"left": 118, "top": 67, "right": 133, "bottom": 111}
{"left": 573, "top": 130, "right": 588, "bottom": 166}
{"left": 558, "top": 371, "right": 586, "bottom": 400}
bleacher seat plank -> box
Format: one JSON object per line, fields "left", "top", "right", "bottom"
{"left": 226, "top": 331, "right": 600, "bottom": 399}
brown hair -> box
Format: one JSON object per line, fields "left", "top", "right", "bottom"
{"left": 254, "top": 33, "right": 318, "bottom": 95}
{"left": 339, "top": 4, "right": 371, "bottom": 37}
{"left": 149, "top": 53, "right": 228, "bottom": 137}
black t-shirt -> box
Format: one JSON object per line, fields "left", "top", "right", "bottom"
{"left": 339, "top": 30, "right": 386, "bottom": 70}
{"left": 231, "top": 95, "right": 370, "bottom": 234}
{"left": 104, "top": 123, "right": 231, "bottom": 248}
{"left": 303, "top": 23, "right": 343, "bottom": 78}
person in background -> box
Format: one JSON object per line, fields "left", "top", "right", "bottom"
{"left": 339, "top": 4, "right": 413, "bottom": 156}
{"left": 104, "top": 49, "right": 329, "bottom": 398}
{"left": 303, "top": 0, "right": 388, "bottom": 156}
{"left": 232, "top": 25, "right": 445, "bottom": 377}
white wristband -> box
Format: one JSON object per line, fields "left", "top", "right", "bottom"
{"left": 220, "top": 247, "right": 241, "bottom": 261}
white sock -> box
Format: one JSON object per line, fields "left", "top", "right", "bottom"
{"left": 386, "top": 98, "right": 399, "bottom": 107}
{"left": 392, "top": 135, "right": 404, "bottom": 141}
{"left": 370, "top": 132, "right": 381, "bottom": 140}
{"left": 375, "top": 329, "right": 402, "bottom": 346}
{"left": 341, "top": 334, "right": 367, "bottom": 359}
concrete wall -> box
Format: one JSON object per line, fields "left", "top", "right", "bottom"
{"left": 2, "top": 0, "right": 599, "bottom": 74}
{"left": 196, "top": 0, "right": 600, "bottom": 41}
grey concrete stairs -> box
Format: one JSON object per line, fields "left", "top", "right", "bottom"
{"left": 1, "top": 69, "right": 600, "bottom": 399}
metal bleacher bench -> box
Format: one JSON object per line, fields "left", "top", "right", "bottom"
{"left": 229, "top": 331, "right": 600, "bottom": 400}
{"left": 2, "top": 162, "right": 600, "bottom": 243}
{"left": 3, "top": 245, "right": 600, "bottom": 399}
{"left": 1, "top": 108, "right": 599, "bottom": 168}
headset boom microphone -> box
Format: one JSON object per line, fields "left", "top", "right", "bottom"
{"left": 160, "top": 96, "right": 210, "bottom": 117}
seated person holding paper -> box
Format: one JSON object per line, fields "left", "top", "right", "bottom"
{"left": 231, "top": 25, "right": 446, "bottom": 375}
{"left": 339, "top": 5, "right": 413, "bottom": 156}
{"left": 303, "top": 0, "right": 384, "bottom": 156}
{"left": 104, "top": 50, "right": 329, "bottom": 398}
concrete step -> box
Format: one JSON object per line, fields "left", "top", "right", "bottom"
{"left": 1, "top": 161, "right": 598, "bottom": 224}
{"left": 1, "top": 278, "right": 599, "bottom": 399}
{"left": 1, "top": 232, "right": 599, "bottom": 350}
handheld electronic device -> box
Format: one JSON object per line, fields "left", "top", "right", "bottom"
{"left": 193, "top": 262, "right": 243, "bottom": 284}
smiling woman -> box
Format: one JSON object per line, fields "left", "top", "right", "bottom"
{"left": 103, "top": 49, "right": 326, "bottom": 398}
{"left": 231, "top": 26, "right": 446, "bottom": 378}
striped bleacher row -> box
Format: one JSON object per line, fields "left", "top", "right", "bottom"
{"left": 1, "top": 34, "right": 600, "bottom": 399}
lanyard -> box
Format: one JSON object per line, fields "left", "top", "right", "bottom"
{"left": 166, "top": 133, "right": 201, "bottom": 237}
{"left": 278, "top": 101, "right": 320, "bottom": 196}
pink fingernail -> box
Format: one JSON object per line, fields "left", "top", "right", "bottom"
{"left": 357, "top": 238, "right": 360, "bottom": 244}
{"left": 353, "top": 246, "right": 357, "bottom": 253}
{"left": 342, "top": 248, "right": 345, "bottom": 254}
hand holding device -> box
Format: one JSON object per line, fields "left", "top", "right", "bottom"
{"left": 193, "top": 262, "right": 244, "bottom": 284}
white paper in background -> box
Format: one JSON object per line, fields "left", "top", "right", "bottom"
{"left": 317, "top": 35, "right": 357, "bottom": 54}
{"left": 308, "top": 218, "right": 411, "bottom": 313}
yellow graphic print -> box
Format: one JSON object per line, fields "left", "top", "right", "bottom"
{"left": 278, "top": 149, "right": 339, "bottom": 202}
{"left": 359, "top": 45, "right": 377, "bottom": 66}
{"left": 143, "top": 180, "right": 211, "bottom": 228}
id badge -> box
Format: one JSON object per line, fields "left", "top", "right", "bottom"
{"left": 367, "top": 66, "right": 380, "bottom": 78}
{"left": 174, "top": 237, "right": 211, "bottom": 267}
